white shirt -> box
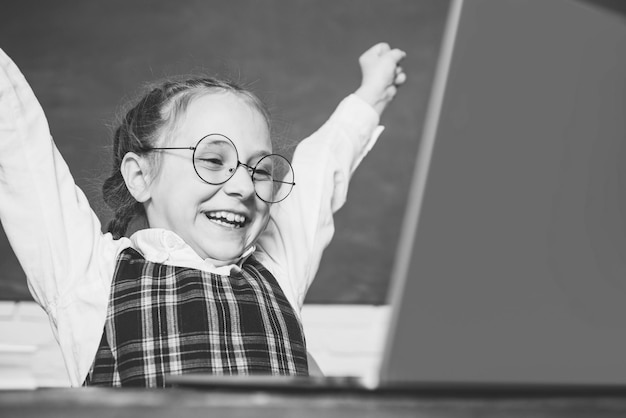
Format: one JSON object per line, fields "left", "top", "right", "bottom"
{"left": 0, "top": 49, "right": 383, "bottom": 386}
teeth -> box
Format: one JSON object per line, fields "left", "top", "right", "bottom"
{"left": 205, "top": 211, "right": 247, "bottom": 227}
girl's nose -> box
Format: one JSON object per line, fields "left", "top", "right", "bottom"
{"left": 222, "top": 164, "right": 256, "bottom": 200}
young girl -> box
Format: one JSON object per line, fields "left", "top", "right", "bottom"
{"left": 0, "top": 43, "right": 406, "bottom": 387}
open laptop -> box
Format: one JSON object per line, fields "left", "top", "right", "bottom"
{"left": 168, "top": 0, "right": 626, "bottom": 393}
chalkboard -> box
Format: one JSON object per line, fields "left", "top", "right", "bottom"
{"left": 0, "top": 0, "right": 449, "bottom": 302}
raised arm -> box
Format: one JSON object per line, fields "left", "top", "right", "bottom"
{"left": 258, "top": 43, "right": 406, "bottom": 310}
{"left": 0, "top": 49, "right": 127, "bottom": 385}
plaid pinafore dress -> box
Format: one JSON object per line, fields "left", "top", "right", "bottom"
{"left": 84, "top": 247, "right": 308, "bottom": 387}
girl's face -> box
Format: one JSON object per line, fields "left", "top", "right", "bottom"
{"left": 144, "top": 91, "right": 272, "bottom": 265}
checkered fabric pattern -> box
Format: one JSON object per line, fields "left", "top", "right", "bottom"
{"left": 84, "top": 247, "right": 308, "bottom": 387}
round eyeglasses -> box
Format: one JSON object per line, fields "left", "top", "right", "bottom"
{"left": 148, "top": 134, "right": 295, "bottom": 203}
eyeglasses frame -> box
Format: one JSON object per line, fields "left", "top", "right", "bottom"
{"left": 147, "top": 133, "right": 296, "bottom": 203}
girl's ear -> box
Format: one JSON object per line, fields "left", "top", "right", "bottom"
{"left": 120, "top": 152, "right": 152, "bottom": 203}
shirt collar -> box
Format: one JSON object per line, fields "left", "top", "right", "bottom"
{"left": 129, "top": 228, "right": 254, "bottom": 275}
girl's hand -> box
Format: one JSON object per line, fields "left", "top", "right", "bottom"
{"left": 354, "top": 42, "right": 407, "bottom": 116}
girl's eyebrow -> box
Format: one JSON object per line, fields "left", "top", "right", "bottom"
{"left": 246, "top": 149, "right": 273, "bottom": 161}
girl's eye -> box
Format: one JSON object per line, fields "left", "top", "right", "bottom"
{"left": 253, "top": 168, "right": 272, "bottom": 180}
{"left": 196, "top": 156, "right": 226, "bottom": 170}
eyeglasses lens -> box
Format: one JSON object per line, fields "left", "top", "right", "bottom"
{"left": 192, "top": 136, "right": 238, "bottom": 184}
{"left": 253, "top": 154, "right": 294, "bottom": 203}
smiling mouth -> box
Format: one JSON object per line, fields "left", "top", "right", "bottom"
{"left": 204, "top": 211, "right": 249, "bottom": 228}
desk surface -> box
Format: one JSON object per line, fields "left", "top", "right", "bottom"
{"left": 2, "top": 388, "right": 626, "bottom": 418}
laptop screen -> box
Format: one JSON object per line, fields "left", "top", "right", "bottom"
{"left": 381, "top": 0, "right": 626, "bottom": 386}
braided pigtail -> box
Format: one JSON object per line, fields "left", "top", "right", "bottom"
{"left": 102, "top": 91, "right": 163, "bottom": 239}
{"left": 102, "top": 77, "right": 272, "bottom": 239}
{"left": 103, "top": 168, "right": 145, "bottom": 240}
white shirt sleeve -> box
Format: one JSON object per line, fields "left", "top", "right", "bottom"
{"left": 0, "top": 49, "right": 129, "bottom": 386}
{"left": 256, "top": 95, "right": 383, "bottom": 312}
